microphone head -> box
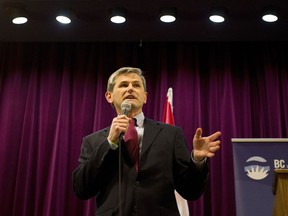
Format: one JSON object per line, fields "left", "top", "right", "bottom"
{"left": 121, "top": 100, "right": 131, "bottom": 115}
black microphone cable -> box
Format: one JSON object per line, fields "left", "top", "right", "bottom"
{"left": 118, "top": 101, "right": 131, "bottom": 216}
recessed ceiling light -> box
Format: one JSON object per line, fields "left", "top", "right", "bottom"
{"left": 209, "top": 8, "right": 226, "bottom": 23}
{"left": 209, "top": 15, "right": 225, "bottom": 23}
{"left": 56, "top": 9, "right": 74, "bottom": 24}
{"left": 262, "top": 7, "right": 278, "bottom": 23}
{"left": 12, "top": 16, "right": 28, "bottom": 24}
{"left": 10, "top": 8, "right": 28, "bottom": 24}
{"left": 160, "top": 8, "right": 176, "bottom": 23}
{"left": 262, "top": 14, "right": 278, "bottom": 22}
{"left": 110, "top": 8, "right": 126, "bottom": 24}
{"left": 56, "top": 15, "right": 71, "bottom": 24}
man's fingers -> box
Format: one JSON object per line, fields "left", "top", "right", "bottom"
{"left": 210, "top": 140, "right": 221, "bottom": 147}
{"left": 207, "top": 152, "right": 216, "bottom": 158}
{"left": 112, "top": 116, "right": 130, "bottom": 134}
{"left": 195, "top": 129, "right": 221, "bottom": 141}
{"left": 195, "top": 128, "right": 202, "bottom": 139}
{"left": 209, "top": 131, "right": 221, "bottom": 141}
{"left": 210, "top": 145, "right": 220, "bottom": 153}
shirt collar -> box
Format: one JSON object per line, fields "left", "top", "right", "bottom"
{"left": 134, "top": 112, "right": 144, "bottom": 128}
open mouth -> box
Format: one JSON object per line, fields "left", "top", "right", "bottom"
{"left": 124, "top": 95, "right": 136, "bottom": 100}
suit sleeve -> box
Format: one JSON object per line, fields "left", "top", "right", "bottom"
{"left": 173, "top": 127, "right": 209, "bottom": 200}
{"left": 72, "top": 132, "right": 116, "bottom": 200}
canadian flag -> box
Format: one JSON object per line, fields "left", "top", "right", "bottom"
{"left": 162, "top": 88, "right": 190, "bottom": 216}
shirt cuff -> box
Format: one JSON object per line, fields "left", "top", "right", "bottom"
{"left": 107, "top": 139, "right": 118, "bottom": 150}
{"left": 191, "top": 151, "right": 207, "bottom": 169}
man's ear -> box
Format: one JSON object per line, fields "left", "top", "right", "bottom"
{"left": 105, "top": 91, "right": 113, "bottom": 104}
{"left": 143, "top": 92, "right": 148, "bottom": 104}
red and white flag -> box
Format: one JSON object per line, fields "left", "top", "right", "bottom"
{"left": 162, "top": 88, "right": 190, "bottom": 216}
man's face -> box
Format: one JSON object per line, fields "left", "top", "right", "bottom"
{"left": 105, "top": 73, "right": 147, "bottom": 115}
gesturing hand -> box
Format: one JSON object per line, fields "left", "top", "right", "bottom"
{"left": 192, "top": 128, "right": 221, "bottom": 161}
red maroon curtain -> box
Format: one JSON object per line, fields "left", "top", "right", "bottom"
{"left": 0, "top": 42, "right": 287, "bottom": 216}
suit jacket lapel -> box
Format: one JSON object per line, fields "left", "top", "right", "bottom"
{"left": 141, "top": 118, "right": 162, "bottom": 156}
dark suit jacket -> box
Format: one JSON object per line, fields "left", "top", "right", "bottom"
{"left": 73, "top": 118, "right": 208, "bottom": 216}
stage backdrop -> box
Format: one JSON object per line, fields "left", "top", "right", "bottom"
{"left": 232, "top": 139, "right": 288, "bottom": 216}
{"left": 0, "top": 42, "right": 288, "bottom": 216}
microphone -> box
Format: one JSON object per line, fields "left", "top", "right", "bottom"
{"left": 119, "top": 101, "right": 131, "bottom": 140}
{"left": 121, "top": 100, "right": 131, "bottom": 116}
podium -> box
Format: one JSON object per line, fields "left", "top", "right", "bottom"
{"left": 272, "top": 169, "right": 288, "bottom": 216}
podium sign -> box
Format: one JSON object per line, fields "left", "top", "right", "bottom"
{"left": 232, "top": 139, "right": 288, "bottom": 216}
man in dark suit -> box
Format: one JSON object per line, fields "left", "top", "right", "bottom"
{"left": 73, "top": 67, "right": 221, "bottom": 216}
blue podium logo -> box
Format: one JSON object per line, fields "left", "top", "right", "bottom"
{"left": 244, "top": 156, "right": 270, "bottom": 180}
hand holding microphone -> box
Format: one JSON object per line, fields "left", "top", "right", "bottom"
{"left": 107, "top": 101, "right": 132, "bottom": 144}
